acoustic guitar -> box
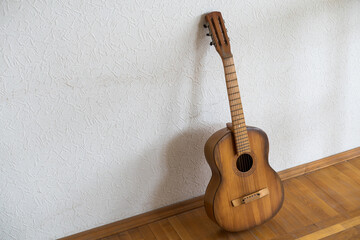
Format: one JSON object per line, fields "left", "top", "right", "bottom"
{"left": 203, "top": 12, "right": 284, "bottom": 232}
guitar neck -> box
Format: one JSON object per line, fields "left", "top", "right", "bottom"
{"left": 204, "top": 11, "right": 250, "bottom": 154}
{"left": 222, "top": 56, "right": 250, "bottom": 154}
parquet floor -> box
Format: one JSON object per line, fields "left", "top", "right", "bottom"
{"left": 103, "top": 157, "right": 360, "bottom": 240}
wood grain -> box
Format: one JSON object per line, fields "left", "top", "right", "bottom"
{"left": 59, "top": 147, "right": 360, "bottom": 240}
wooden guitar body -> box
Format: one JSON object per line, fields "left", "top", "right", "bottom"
{"left": 204, "top": 124, "right": 284, "bottom": 232}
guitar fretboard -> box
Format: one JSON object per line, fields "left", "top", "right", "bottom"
{"left": 222, "top": 56, "right": 250, "bottom": 153}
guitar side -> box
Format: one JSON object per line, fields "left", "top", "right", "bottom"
{"left": 204, "top": 124, "right": 284, "bottom": 232}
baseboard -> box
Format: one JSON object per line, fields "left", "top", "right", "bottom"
{"left": 60, "top": 147, "right": 360, "bottom": 240}
{"left": 278, "top": 147, "right": 360, "bottom": 180}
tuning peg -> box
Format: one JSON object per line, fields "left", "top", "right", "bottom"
{"left": 210, "top": 42, "right": 214, "bottom": 46}
{"left": 203, "top": 24, "right": 208, "bottom": 28}
{"left": 206, "top": 33, "right": 211, "bottom": 36}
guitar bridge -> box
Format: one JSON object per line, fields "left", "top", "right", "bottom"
{"left": 231, "top": 188, "right": 269, "bottom": 207}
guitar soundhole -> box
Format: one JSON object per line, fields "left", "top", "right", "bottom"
{"left": 236, "top": 154, "right": 253, "bottom": 172}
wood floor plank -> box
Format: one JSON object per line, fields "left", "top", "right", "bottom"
{"left": 348, "top": 157, "right": 360, "bottom": 171}
{"left": 296, "top": 224, "right": 345, "bottom": 240}
{"left": 168, "top": 215, "right": 194, "bottom": 240}
{"left": 306, "top": 167, "right": 359, "bottom": 211}
{"left": 148, "top": 219, "right": 181, "bottom": 240}
{"left": 345, "top": 208, "right": 360, "bottom": 219}
{"left": 127, "top": 228, "right": 144, "bottom": 240}
{"left": 270, "top": 235, "right": 295, "bottom": 240}
{"left": 250, "top": 223, "right": 278, "bottom": 239}
{"left": 295, "top": 174, "right": 347, "bottom": 215}
{"left": 270, "top": 200, "right": 307, "bottom": 233}
{"left": 137, "top": 225, "right": 156, "bottom": 240}
{"left": 159, "top": 219, "right": 182, "bottom": 240}
{"left": 174, "top": 207, "right": 236, "bottom": 240}
{"left": 262, "top": 217, "right": 288, "bottom": 237}
{"left": 286, "top": 177, "right": 338, "bottom": 220}
{"left": 191, "top": 207, "right": 230, "bottom": 240}
{"left": 288, "top": 215, "right": 348, "bottom": 239}
{"left": 172, "top": 209, "right": 207, "bottom": 239}
{"left": 321, "top": 227, "right": 360, "bottom": 240}
{"left": 296, "top": 215, "right": 360, "bottom": 240}
{"left": 335, "top": 161, "right": 360, "bottom": 187}
{"left": 314, "top": 214, "right": 348, "bottom": 229}
{"left": 226, "top": 230, "right": 258, "bottom": 240}
{"left": 100, "top": 235, "right": 120, "bottom": 240}
{"left": 280, "top": 191, "right": 314, "bottom": 226}
{"left": 110, "top": 232, "right": 130, "bottom": 240}
{"left": 288, "top": 224, "right": 319, "bottom": 239}
{"left": 340, "top": 215, "right": 360, "bottom": 229}
{"left": 327, "top": 165, "right": 360, "bottom": 192}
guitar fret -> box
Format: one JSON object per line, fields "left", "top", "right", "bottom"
{"left": 226, "top": 79, "right": 237, "bottom": 83}
{"left": 233, "top": 118, "right": 244, "bottom": 123}
{"left": 238, "top": 147, "right": 250, "bottom": 152}
{"left": 237, "top": 142, "right": 250, "bottom": 147}
{"left": 234, "top": 126, "right": 245, "bottom": 131}
{"left": 232, "top": 114, "right": 243, "bottom": 117}
{"left": 230, "top": 103, "right": 242, "bottom": 108}
{"left": 237, "top": 138, "right": 250, "bottom": 143}
{"left": 236, "top": 141, "right": 250, "bottom": 147}
{"left": 228, "top": 92, "right": 239, "bottom": 96}
{"left": 222, "top": 56, "right": 233, "bottom": 60}
{"left": 237, "top": 144, "right": 250, "bottom": 150}
{"left": 233, "top": 126, "right": 245, "bottom": 130}
{"left": 224, "top": 64, "right": 234, "bottom": 68}
{"left": 233, "top": 124, "right": 246, "bottom": 129}
{"left": 230, "top": 97, "right": 241, "bottom": 101}
{"left": 227, "top": 85, "right": 238, "bottom": 89}
{"left": 234, "top": 129, "right": 247, "bottom": 134}
{"left": 225, "top": 71, "right": 236, "bottom": 75}
{"left": 232, "top": 112, "right": 242, "bottom": 116}
{"left": 226, "top": 77, "right": 237, "bottom": 81}
{"left": 238, "top": 135, "right": 249, "bottom": 141}
{"left": 237, "top": 142, "right": 250, "bottom": 148}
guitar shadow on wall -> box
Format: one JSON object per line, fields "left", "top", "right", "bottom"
{"left": 150, "top": 14, "right": 214, "bottom": 211}
{"left": 151, "top": 127, "right": 212, "bottom": 210}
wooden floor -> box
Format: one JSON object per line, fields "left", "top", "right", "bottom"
{"left": 102, "top": 157, "right": 360, "bottom": 240}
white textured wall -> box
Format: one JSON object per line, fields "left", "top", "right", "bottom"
{"left": 1, "top": 0, "right": 360, "bottom": 239}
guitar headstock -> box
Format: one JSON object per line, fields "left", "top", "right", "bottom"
{"left": 204, "top": 12, "right": 232, "bottom": 59}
